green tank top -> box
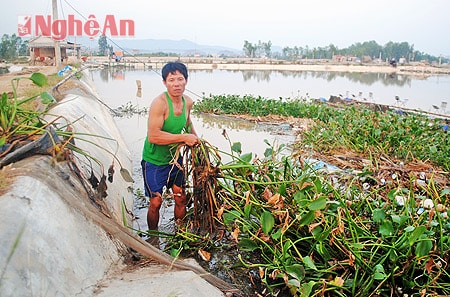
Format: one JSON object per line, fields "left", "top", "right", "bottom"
{"left": 142, "top": 92, "right": 187, "bottom": 165}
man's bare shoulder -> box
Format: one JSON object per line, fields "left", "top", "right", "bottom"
{"left": 149, "top": 93, "right": 168, "bottom": 113}
{"left": 183, "top": 94, "right": 194, "bottom": 105}
{"left": 150, "top": 93, "right": 167, "bottom": 105}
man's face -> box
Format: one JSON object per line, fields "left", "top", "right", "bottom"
{"left": 164, "top": 70, "right": 187, "bottom": 97}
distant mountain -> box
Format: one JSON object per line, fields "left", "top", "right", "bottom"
{"left": 70, "top": 36, "right": 243, "bottom": 56}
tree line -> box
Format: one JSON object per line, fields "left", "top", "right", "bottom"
{"left": 243, "top": 40, "right": 447, "bottom": 64}
{"left": 0, "top": 33, "right": 446, "bottom": 64}
{"left": 0, "top": 34, "right": 28, "bottom": 60}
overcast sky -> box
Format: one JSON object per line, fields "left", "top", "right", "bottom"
{"left": 2, "top": 0, "right": 448, "bottom": 57}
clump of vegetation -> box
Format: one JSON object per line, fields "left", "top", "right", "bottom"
{"left": 193, "top": 94, "right": 450, "bottom": 171}
{"left": 163, "top": 94, "right": 450, "bottom": 296}
{"left": 0, "top": 73, "right": 56, "bottom": 149}
{"left": 0, "top": 71, "right": 133, "bottom": 194}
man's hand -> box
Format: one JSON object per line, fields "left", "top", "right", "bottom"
{"left": 183, "top": 134, "right": 199, "bottom": 146}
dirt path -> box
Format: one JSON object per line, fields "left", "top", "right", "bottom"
{"left": 0, "top": 65, "right": 57, "bottom": 96}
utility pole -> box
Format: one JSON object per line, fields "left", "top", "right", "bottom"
{"left": 52, "top": 0, "right": 61, "bottom": 67}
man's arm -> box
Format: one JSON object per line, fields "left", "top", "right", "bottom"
{"left": 147, "top": 95, "right": 198, "bottom": 146}
{"left": 185, "top": 95, "right": 198, "bottom": 137}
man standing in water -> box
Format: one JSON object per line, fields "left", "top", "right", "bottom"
{"left": 141, "top": 62, "right": 198, "bottom": 235}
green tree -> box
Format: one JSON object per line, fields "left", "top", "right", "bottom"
{"left": 247, "top": 39, "right": 446, "bottom": 64}
{"left": 261, "top": 40, "right": 272, "bottom": 58}
{"left": 328, "top": 43, "right": 339, "bottom": 57}
{"left": 244, "top": 40, "right": 272, "bottom": 58}
{"left": 98, "top": 34, "right": 109, "bottom": 56}
{"left": 0, "top": 34, "right": 26, "bottom": 60}
{"left": 243, "top": 40, "right": 257, "bottom": 58}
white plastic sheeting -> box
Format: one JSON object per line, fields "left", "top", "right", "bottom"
{"left": 0, "top": 71, "right": 133, "bottom": 296}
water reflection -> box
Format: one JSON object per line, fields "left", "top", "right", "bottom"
{"left": 91, "top": 68, "right": 450, "bottom": 115}
{"left": 96, "top": 68, "right": 417, "bottom": 87}
{"left": 193, "top": 113, "right": 295, "bottom": 159}
{"left": 237, "top": 69, "right": 414, "bottom": 87}
{"left": 98, "top": 68, "right": 128, "bottom": 82}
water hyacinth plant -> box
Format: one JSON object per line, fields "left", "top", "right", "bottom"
{"left": 221, "top": 145, "right": 449, "bottom": 296}
{"left": 165, "top": 94, "right": 450, "bottom": 296}
{"left": 193, "top": 94, "right": 450, "bottom": 171}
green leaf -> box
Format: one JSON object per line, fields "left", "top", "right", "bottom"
{"left": 223, "top": 210, "right": 241, "bottom": 225}
{"left": 372, "top": 209, "right": 386, "bottom": 223}
{"left": 313, "top": 178, "right": 323, "bottom": 193}
{"left": 170, "top": 247, "right": 182, "bottom": 258}
{"left": 373, "top": 264, "right": 387, "bottom": 280}
{"left": 404, "top": 225, "right": 415, "bottom": 232}
{"left": 387, "top": 189, "right": 397, "bottom": 201}
{"left": 286, "top": 264, "right": 305, "bottom": 281}
{"left": 309, "top": 196, "right": 327, "bottom": 210}
{"left": 243, "top": 204, "right": 251, "bottom": 218}
{"left": 231, "top": 142, "right": 242, "bottom": 153}
{"left": 29, "top": 72, "right": 47, "bottom": 87}
{"left": 374, "top": 272, "right": 387, "bottom": 280}
{"left": 391, "top": 215, "right": 408, "bottom": 225}
{"left": 287, "top": 278, "right": 301, "bottom": 288}
{"left": 409, "top": 225, "right": 426, "bottom": 245}
{"left": 261, "top": 211, "right": 275, "bottom": 234}
{"left": 239, "top": 152, "right": 252, "bottom": 163}
{"left": 441, "top": 189, "right": 450, "bottom": 196}
{"left": 271, "top": 228, "right": 282, "bottom": 240}
{"left": 416, "top": 239, "right": 433, "bottom": 257}
{"left": 315, "top": 242, "right": 331, "bottom": 260}
{"left": 302, "top": 256, "right": 317, "bottom": 270}
{"left": 40, "top": 91, "right": 56, "bottom": 104}
{"left": 299, "top": 281, "right": 315, "bottom": 297}
{"left": 0, "top": 136, "right": 6, "bottom": 146}
{"left": 263, "top": 147, "right": 273, "bottom": 158}
{"left": 379, "top": 221, "right": 394, "bottom": 237}
{"left": 299, "top": 210, "right": 316, "bottom": 226}
{"left": 238, "top": 238, "right": 259, "bottom": 251}
{"left": 429, "top": 145, "right": 437, "bottom": 154}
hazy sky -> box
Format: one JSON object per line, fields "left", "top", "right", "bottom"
{"left": 2, "top": 0, "right": 449, "bottom": 56}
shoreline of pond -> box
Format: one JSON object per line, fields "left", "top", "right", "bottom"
{"left": 84, "top": 56, "right": 450, "bottom": 76}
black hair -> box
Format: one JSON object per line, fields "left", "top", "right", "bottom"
{"left": 161, "top": 62, "right": 188, "bottom": 81}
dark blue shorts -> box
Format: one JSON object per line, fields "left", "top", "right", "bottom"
{"left": 141, "top": 159, "right": 185, "bottom": 197}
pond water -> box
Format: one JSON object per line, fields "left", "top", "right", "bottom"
{"left": 91, "top": 68, "right": 450, "bottom": 114}
{"left": 89, "top": 68, "right": 450, "bottom": 232}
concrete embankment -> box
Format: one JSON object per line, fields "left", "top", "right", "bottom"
{"left": 0, "top": 69, "right": 232, "bottom": 296}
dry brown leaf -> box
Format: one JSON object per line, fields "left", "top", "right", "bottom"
{"left": 198, "top": 249, "right": 211, "bottom": 262}
{"left": 231, "top": 227, "right": 239, "bottom": 242}
{"left": 267, "top": 193, "right": 281, "bottom": 205}
{"left": 300, "top": 182, "right": 313, "bottom": 190}
{"left": 262, "top": 187, "right": 272, "bottom": 201}
{"left": 330, "top": 276, "right": 344, "bottom": 287}
{"left": 259, "top": 267, "right": 265, "bottom": 279}
{"left": 244, "top": 190, "right": 250, "bottom": 206}
{"left": 425, "top": 257, "right": 435, "bottom": 274}
{"left": 259, "top": 232, "right": 271, "bottom": 243}
{"left": 217, "top": 206, "right": 224, "bottom": 219}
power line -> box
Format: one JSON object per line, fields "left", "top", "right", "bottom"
{"left": 60, "top": 0, "right": 203, "bottom": 99}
